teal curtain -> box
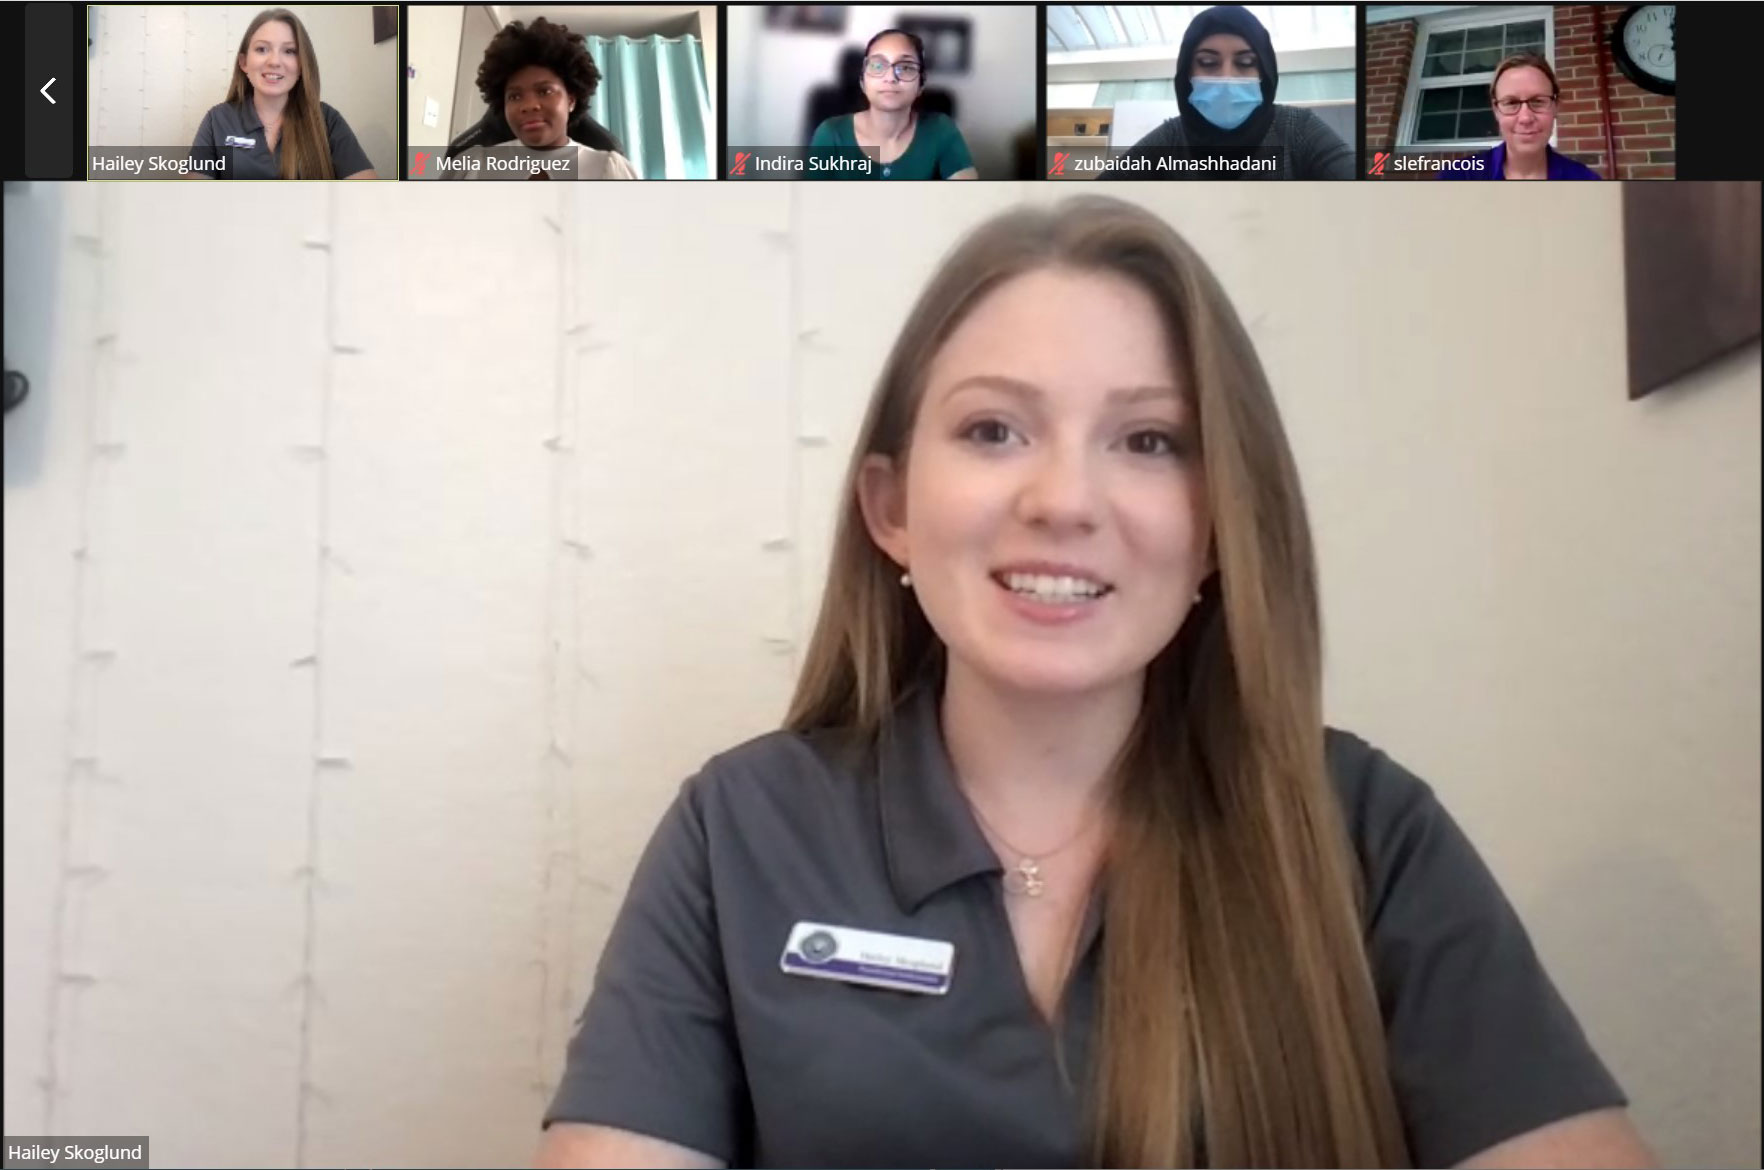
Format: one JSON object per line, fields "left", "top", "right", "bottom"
{"left": 586, "top": 34, "right": 712, "bottom": 180}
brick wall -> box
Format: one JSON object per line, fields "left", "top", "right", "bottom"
{"left": 1364, "top": 17, "right": 1418, "bottom": 165}
{"left": 1365, "top": 5, "right": 1676, "bottom": 179}
{"left": 1559, "top": 5, "right": 1676, "bottom": 178}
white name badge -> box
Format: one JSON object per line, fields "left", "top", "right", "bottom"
{"left": 780, "top": 921, "right": 955, "bottom": 995}
{"left": 224, "top": 135, "right": 256, "bottom": 148}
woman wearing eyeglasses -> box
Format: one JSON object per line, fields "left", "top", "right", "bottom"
{"left": 807, "top": 29, "right": 978, "bottom": 180}
{"left": 1438, "top": 53, "right": 1600, "bottom": 180}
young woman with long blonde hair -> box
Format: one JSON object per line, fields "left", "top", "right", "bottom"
{"left": 535, "top": 196, "right": 1655, "bottom": 1169}
{"left": 189, "top": 8, "right": 376, "bottom": 180}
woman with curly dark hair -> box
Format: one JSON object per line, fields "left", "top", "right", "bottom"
{"left": 447, "top": 16, "right": 639, "bottom": 180}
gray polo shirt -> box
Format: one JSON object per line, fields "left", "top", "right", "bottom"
{"left": 189, "top": 100, "right": 372, "bottom": 179}
{"left": 546, "top": 682, "right": 1625, "bottom": 1167}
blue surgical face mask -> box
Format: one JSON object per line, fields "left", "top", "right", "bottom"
{"left": 1188, "top": 76, "right": 1263, "bottom": 130}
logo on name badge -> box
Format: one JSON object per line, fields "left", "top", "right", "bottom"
{"left": 224, "top": 135, "right": 256, "bottom": 148}
{"left": 799, "top": 930, "right": 837, "bottom": 964}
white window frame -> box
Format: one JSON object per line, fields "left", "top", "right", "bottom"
{"left": 1395, "top": 4, "right": 1554, "bottom": 153}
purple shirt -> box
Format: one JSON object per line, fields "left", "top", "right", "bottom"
{"left": 1438, "top": 141, "right": 1602, "bottom": 180}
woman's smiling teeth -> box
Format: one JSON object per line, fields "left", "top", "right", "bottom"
{"left": 995, "top": 572, "right": 1113, "bottom": 603}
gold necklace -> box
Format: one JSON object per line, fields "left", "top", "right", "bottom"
{"left": 961, "top": 790, "right": 1106, "bottom": 898}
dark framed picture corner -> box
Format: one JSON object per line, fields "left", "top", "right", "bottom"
{"left": 897, "top": 15, "right": 974, "bottom": 75}
{"left": 1623, "top": 181, "right": 1762, "bottom": 399}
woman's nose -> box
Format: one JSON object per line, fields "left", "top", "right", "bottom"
{"left": 1017, "top": 448, "right": 1101, "bottom": 531}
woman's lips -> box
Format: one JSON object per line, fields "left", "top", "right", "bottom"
{"left": 995, "top": 585, "right": 1107, "bottom": 626}
{"left": 990, "top": 574, "right": 1111, "bottom": 627}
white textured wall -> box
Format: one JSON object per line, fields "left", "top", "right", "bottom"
{"left": 449, "top": 5, "right": 500, "bottom": 148}
{"left": 407, "top": 6, "right": 465, "bottom": 149}
{"left": 2, "top": 181, "right": 1757, "bottom": 1170}
{"left": 86, "top": 4, "right": 399, "bottom": 178}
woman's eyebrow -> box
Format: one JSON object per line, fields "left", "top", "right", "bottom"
{"left": 943, "top": 376, "right": 1182, "bottom": 407}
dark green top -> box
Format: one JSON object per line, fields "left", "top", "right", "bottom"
{"left": 543, "top": 680, "right": 1625, "bottom": 1167}
{"left": 807, "top": 111, "right": 974, "bottom": 180}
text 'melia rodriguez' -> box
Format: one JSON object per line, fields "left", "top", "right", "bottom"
{"left": 436, "top": 154, "right": 576, "bottom": 175}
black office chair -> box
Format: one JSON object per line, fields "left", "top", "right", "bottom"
{"left": 445, "top": 105, "right": 624, "bottom": 159}
{"left": 3, "top": 367, "right": 27, "bottom": 414}
{"left": 920, "top": 90, "right": 957, "bottom": 119}
{"left": 801, "top": 47, "right": 957, "bottom": 145}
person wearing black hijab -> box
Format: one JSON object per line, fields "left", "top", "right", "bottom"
{"left": 1097, "top": 5, "right": 1356, "bottom": 180}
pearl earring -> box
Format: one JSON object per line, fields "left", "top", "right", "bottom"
{"left": 900, "top": 571, "right": 913, "bottom": 588}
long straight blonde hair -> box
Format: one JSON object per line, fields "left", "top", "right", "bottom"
{"left": 785, "top": 195, "right": 1410, "bottom": 1167}
{"left": 225, "top": 9, "right": 336, "bottom": 180}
